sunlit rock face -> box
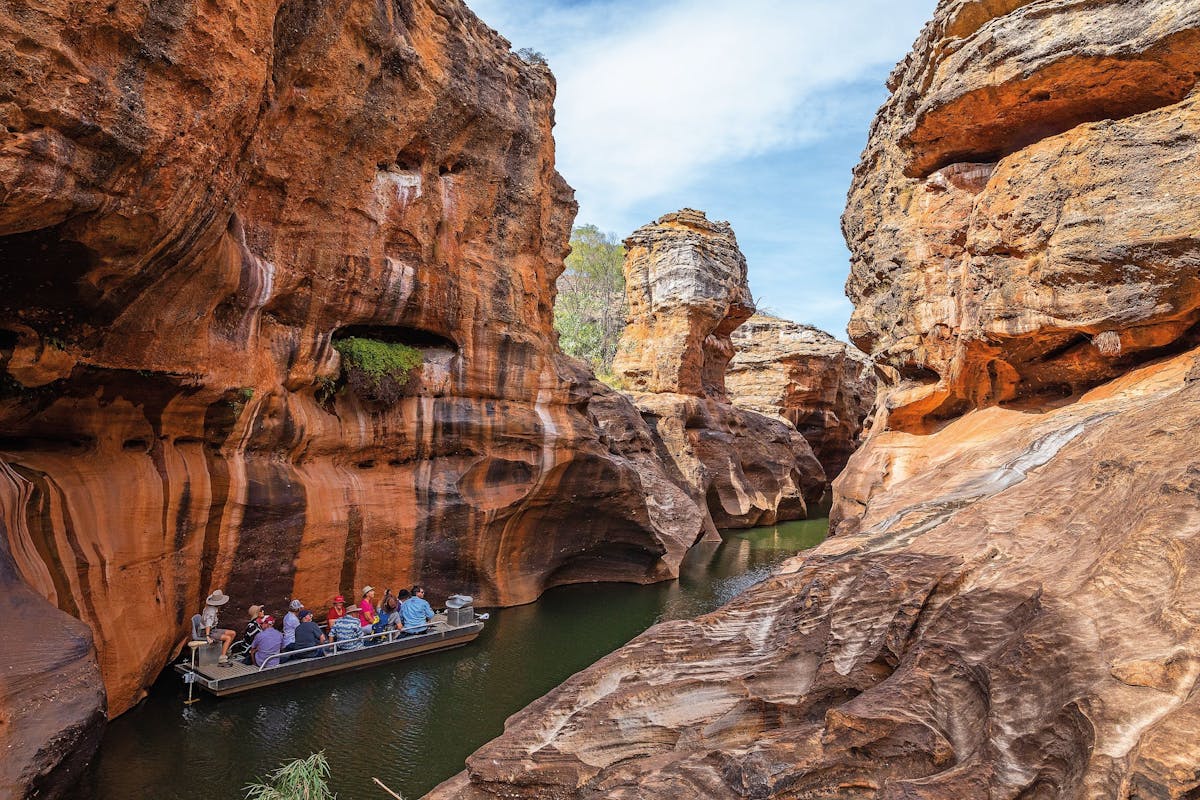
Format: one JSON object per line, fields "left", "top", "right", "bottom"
{"left": 728, "top": 314, "right": 876, "bottom": 479}
{"left": 431, "top": 349, "right": 1200, "bottom": 800}
{"left": 429, "top": 2, "right": 1200, "bottom": 798}
{"left": 614, "top": 209, "right": 755, "bottom": 401}
{"left": 613, "top": 211, "right": 825, "bottom": 530}
{"left": 843, "top": 0, "right": 1200, "bottom": 431}
{"left": 0, "top": 0, "right": 708, "bottom": 790}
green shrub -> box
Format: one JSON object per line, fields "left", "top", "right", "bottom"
{"left": 244, "top": 752, "right": 335, "bottom": 800}
{"left": 333, "top": 337, "right": 422, "bottom": 405}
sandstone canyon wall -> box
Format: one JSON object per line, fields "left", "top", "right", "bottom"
{"left": 0, "top": 0, "right": 713, "bottom": 793}
{"left": 429, "top": 2, "right": 1200, "bottom": 798}
{"left": 728, "top": 314, "right": 876, "bottom": 480}
{"left": 612, "top": 210, "right": 825, "bottom": 530}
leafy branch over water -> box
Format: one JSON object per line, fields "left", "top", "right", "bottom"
{"left": 244, "top": 752, "right": 335, "bottom": 800}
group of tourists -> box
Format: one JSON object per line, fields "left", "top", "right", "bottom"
{"left": 194, "top": 583, "right": 436, "bottom": 669}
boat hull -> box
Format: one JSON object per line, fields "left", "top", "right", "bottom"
{"left": 175, "top": 621, "right": 484, "bottom": 697}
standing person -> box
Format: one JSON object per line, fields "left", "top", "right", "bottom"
{"left": 400, "top": 585, "right": 434, "bottom": 635}
{"left": 250, "top": 615, "right": 284, "bottom": 668}
{"left": 201, "top": 590, "right": 237, "bottom": 664}
{"left": 241, "top": 604, "right": 265, "bottom": 665}
{"left": 357, "top": 586, "right": 377, "bottom": 642}
{"left": 283, "top": 599, "right": 303, "bottom": 648}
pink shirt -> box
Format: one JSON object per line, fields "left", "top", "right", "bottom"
{"left": 357, "top": 599, "right": 375, "bottom": 626}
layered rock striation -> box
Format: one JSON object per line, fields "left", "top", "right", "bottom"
{"left": 613, "top": 211, "right": 825, "bottom": 530}
{"left": 728, "top": 314, "right": 876, "bottom": 479}
{"left": 843, "top": 0, "right": 1200, "bottom": 432}
{"left": 0, "top": 0, "right": 709, "bottom": 792}
{"left": 431, "top": 2, "right": 1200, "bottom": 798}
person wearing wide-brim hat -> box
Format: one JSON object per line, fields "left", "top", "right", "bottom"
{"left": 201, "top": 589, "right": 237, "bottom": 664}
{"left": 357, "top": 586, "right": 377, "bottom": 641}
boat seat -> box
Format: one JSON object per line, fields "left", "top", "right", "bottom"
{"left": 187, "top": 640, "right": 209, "bottom": 648}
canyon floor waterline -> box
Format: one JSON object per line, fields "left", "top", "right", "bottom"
{"left": 78, "top": 518, "right": 828, "bottom": 800}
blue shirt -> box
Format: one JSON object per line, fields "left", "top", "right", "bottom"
{"left": 401, "top": 596, "right": 434, "bottom": 632}
{"left": 283, "top": 612, "right": 300, "bottom": 646}
{"left": 252, "top": 627, "right": 284, "bottom": 667}
{"left": 331, "top": 615, "right": 364, "bottom": 650}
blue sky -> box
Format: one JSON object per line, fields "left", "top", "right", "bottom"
{"left": 468, "top": 0, "right": 937, "bottom": 339}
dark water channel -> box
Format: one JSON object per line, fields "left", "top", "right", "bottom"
{"left": 79, "top": 519, "right": 827, "bottom": 800}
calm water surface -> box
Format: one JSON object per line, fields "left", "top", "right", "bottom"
{"left": 80, "top": 519, "right": 827, "bottom": 799}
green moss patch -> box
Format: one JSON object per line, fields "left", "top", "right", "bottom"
{"left": 333, "top": 337, "right": 423, "bottom": 405}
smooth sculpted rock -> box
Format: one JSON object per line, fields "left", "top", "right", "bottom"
{"left": 613, "top": 209, "right": 755, "bottom": 401}
{"left": 612, "top": 211, "right": 825, "bottom": 529}
{"left": 843, "top": 0, "right": 1200, "bottom": 432}
{"left": 429, "top": 342, "right": 1200, "bottom": 800}
{"left": 429, "top": 2, "right": 1200, "bottom": 798}
{"left": 728, "top": 314, "right": 876, "bottom": 479}
{"left": 0, "top": 0, "right": 708, "bottom": 790}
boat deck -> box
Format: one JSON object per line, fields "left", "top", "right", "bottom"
{"left": 176, "top": 614, "right": 483, "bottom": 697}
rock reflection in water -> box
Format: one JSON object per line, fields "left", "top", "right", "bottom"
{"left": 79, "top": 519, "right": 826, "bottom": 800}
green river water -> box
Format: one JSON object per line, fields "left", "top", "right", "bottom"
{"left": 79, "top": 518, "right": 827, "bottom": 799}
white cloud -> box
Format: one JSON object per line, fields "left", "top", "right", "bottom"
{"left": 469, "top": 0, "right": 933, "bottom": 227}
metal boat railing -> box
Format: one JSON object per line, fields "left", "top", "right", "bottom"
{"left": 255, "top": 619, "right": 452, "bottom": 670}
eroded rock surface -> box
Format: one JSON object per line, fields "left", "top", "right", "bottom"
{"left": 0, "top": 0, "right": 707, "bottom": 790}
{"left": 429, "top": 2, "right": 1200, "bottom": 798}
{"left": 613, "top": 209, "right": 755, "bottom": 401}
{"left": 843, "top": 0, "right": 1200, "bottom": 431}
{"left": 728, "top": 314, "right": 876, "bottom": 479}
{"left": 613, "top": 211, "right": 825, "bottom": 529}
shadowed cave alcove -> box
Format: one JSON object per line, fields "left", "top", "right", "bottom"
{"left": 328, "top": 324, "right": 459, "bottom": 406}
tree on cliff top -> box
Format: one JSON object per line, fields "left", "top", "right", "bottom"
{"left": 554, "top": 224, "right": 626, "bottom": 375}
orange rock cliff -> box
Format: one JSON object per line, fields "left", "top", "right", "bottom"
{"left": 728, "top": 314, "right": 876, "bottom": 480}
{"left": 0, "top": 0, "right": 724, "bottom": 793}
{"left": 613, "top": 210, "right": 827, "bottom": 530}
{"left": 429, "top": 2, "right": 1200, "bottom": 798}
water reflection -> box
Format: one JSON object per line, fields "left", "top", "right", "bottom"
{"left": 79, "top": 519, "right": 827, "bottom": 800}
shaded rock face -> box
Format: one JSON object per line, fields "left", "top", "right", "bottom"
{"left": 843, "top": 0, "right": 1200, "bottom": 432}
{"left": 612, "top": 211, "right": 825, "bottom": 530}
{"left": 613, "top": 209, "right": 755, "bottom": 401}
{"left": 428, "top": 3, "right": 1200, "bottom": 799}
{"left": 728, "top": 314, "right": 876, "bottom": 479}
{"left": 0, "top": 0, "right": 708, "bottom": 789}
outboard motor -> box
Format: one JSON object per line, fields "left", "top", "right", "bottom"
{"left": 444, "top": 594, "right": 475, "bottom": 627}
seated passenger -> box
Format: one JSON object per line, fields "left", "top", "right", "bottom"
{"left": 330, "top": 610, "right": 364, "bottom": 651}
{"left": 400, "top": 585, "right": 434, "bottom": 635}
{"left": 200, "top": 589, "right": 237, "bottom": 664}
{"left": 284, "top": 609, "right": 327, "bottom": 660}
{"left": 250, "top": 615, "right": 284, "bottom": 668}
{"left": 283, "top": 599, "right": 303, "bottom": 648}
{"left": 376, "top": 589, "right": 399, "bottom": 633}
{"left": 357, "top": 586, "right": 377, "bottom": 643}
{"left": 326, "top": 595, "right": 347, "bottom": 626}
{"left": 241, "top": 604, "right": 265, "bottom": 665}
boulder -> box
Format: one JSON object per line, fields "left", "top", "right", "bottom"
{"left": 728, "top": 314, "right": 876, "bottom": 479}
{"left": 613, "top": 211, "right": 825, "bottom": 528}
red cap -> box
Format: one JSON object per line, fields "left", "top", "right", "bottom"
{"left": 260, "top": 615, "right": 275, "bottom": 628}
{"left": 333, "top": 595, "right": 345, "bottom": 604}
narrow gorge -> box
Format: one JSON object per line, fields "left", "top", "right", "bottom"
{"left": 0, "top": 1, "right": 852, "bottom": 795}
{"left": 430, "top": 1, "right": 1200, "bottom": 798}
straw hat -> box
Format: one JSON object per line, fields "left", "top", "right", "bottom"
{"left": 362, "top": 585, "right": 374, "bottom": 596}
{"left": 206, "top": 589, "right": 230, "bottom": 606}
{"left": 247, "top": 604, "right": 264, "bottom": 618}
